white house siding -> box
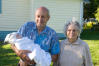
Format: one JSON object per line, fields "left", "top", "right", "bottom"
{"left": 0, "top": 0, "right": 31, "bottom": 31}
{"left": 0, "top": 0, "right": 83, "bottom": 40}
{"left": 31, "top": 0, "right": 82, "bottom": 33}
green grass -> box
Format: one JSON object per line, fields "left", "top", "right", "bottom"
{"left": 84, "top": 40, "right": 99, "bottom": 66}
{"left": 0, "top": 44, "right": 19, "bottom": 66}
{"left": 0, "top": 29, "right": 99, "bottom": 66}
{"left": 81, "top": 29, "right": 99, "bottom": 66}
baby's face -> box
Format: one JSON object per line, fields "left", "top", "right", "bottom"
{"left": 16, "top": 34, "right": 22, "bottom": 39}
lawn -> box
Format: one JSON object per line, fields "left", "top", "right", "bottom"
{"left": 0, "top": 29, "right": 99, "bottom": 66}
{"left": 0, "top": 44, "right": 19, "bottom": 66}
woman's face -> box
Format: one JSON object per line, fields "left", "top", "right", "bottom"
{"left": 66, "top": 24, "right": 80, "bottom": 41}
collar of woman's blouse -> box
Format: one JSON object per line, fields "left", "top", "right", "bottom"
{"left": 64, "top": 38, "right": 81, "bottom": 45}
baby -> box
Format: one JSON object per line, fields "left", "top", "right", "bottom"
{"left": 4, "top": 32, "right": 51, "bottom": 66}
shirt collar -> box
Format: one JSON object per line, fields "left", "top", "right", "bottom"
{"left": 33, "top": 21, "right": 48, "bottom": 34}
{"left": 34, "top": 25, "right": 48, "bottom": 34}
{"left": 65, "top": 38, "right": 81, "bottom": 45}
{"left": 40, "top": 26, "right": 48, "bottom": 34}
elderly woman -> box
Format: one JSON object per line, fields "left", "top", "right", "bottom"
{"left": 58, "top": 21, "right": 93, "bottom": 66}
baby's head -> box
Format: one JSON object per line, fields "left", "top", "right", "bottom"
{"left": 4, "top": 32, "right": 22, "bottom": 44}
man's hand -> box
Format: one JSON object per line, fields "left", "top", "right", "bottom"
{"left": 17, "top": 50, "right": 31, "bottom": 61}
{"left": 52, "top": 54, "right": 58, "bottom": 62}
{"left": 19, "top": 51, "right": 36, "bottom": 65}
{"left": 11, "top": 44, "right": 35, "bottom": 64}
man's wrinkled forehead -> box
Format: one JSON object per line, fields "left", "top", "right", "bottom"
{"left": 37, "top": 7, "right": 49, "bottom": 12}
{"left": 35, "top": 7, "right": 49, "bottom": 16}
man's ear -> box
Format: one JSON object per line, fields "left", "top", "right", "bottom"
{"left": 47, "top": 16, "right": 50, "bottom": 21}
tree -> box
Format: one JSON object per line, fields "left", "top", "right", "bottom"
{"left": 95, "top": 7, "right": 99, "bottom": 22}
{"left": 84, "top": 0, "right": 99, "bottom": 20}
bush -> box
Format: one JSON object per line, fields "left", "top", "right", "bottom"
{"left": 95, "top": 7, "right": 99, "bottom": 22}
{"left": 83, "top": 21, "right": 93, "bottom": 29}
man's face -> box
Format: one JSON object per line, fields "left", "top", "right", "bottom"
{"left": 35, "top": 9, "right": 49, "bottom": 29}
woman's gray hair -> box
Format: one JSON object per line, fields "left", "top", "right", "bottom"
{"left": 64, "top": 20, "right": 82, "bottom": 37}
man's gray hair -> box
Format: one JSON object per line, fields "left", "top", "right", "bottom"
{"left": 64, "top": 20, "right": 82, "bottom": 37}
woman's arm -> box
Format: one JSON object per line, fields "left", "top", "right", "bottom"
{"left": 83, "top": 43, "right": 93, "bottom": 66}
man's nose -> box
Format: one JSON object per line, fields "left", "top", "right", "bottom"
{"left": 39, "top": 17, "right": 43, "bottom": 22}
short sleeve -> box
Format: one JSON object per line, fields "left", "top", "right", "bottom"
{"left": 17, "top": 22, "right": 28, "bottom": 37}
{"left": 50, "top": 32, "right": 60, "bottom": 55}
{"left": 17, "top": 22, "right": 36, "bottom": 37}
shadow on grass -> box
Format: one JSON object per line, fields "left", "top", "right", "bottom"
{"left": 0, "top": 44, "right": 19, "bottom": 66}
{"left": 80, "top": 29, "right": 99, "bottom": 40}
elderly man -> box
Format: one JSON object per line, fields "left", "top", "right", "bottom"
{"left": 11, "top": 6, "right": 60, "bottom": 66}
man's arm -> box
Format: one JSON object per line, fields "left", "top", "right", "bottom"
{"left": 50, "top": 32, "right": 60, "bottom": 62}
{"left": 52, "top": 54, "right": 59, "bottom": 66}
{"left": 11, "top": 44, "right": 29, "bottom": 57}
{"left": 51, "top": 54, "right": 58, "bottom": 62}
{"left": 11, "top": 44, "right": 20, "bottom": 55}
{"left": 11, "top": 44, "right": 35, "bottom": 64}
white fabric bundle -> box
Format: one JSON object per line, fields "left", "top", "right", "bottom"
{"left": 4, "top": 32, "right": 51, "bottom": 66}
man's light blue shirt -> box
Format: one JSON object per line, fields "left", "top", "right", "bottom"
{"left": 17, "top": 21, "right": 60, "bottom": 55}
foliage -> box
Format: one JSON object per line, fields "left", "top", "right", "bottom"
{"left": 80, "top": 29, "right": 99, "bottom": 40}
{"left": 83, "top": 22, "right": 93, "bottom": 29}
{"left": 84, "top": 0, "right": 99, "bottom": 19}
{"left": 95, "top": 7, "right": 99, "bottom": 22}
{"left": 84, "top": 3, "right": 97, "bottom": 19}
{"left": 83, "top": 21, "right": 98, "bottom": 29}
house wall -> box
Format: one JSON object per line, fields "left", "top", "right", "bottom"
{"left": 31, "top": 0, "right": 82, "bottom": 33}
{"left": 0, "top": 0, "right": 31, "bottom": 31}
{"left": 0, "top": 0, "right": 83, "bottom": 40}
{"left": 0, "top": 0, "right": 31, "bottom": 40}
{"left": 0, "top": 0, "right": 1, "bottom": 13}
